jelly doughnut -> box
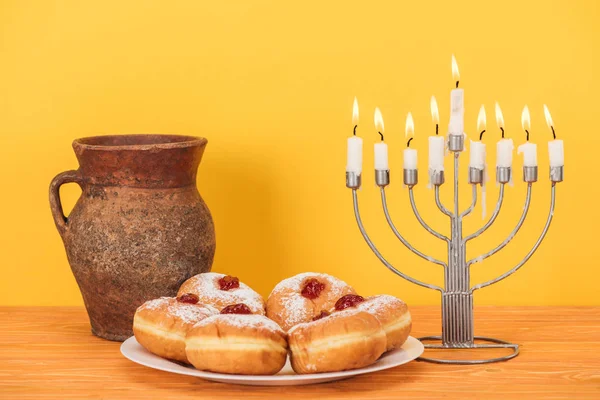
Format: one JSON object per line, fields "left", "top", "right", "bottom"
{"left": 266, "top": 272, "right": 356, "bottom": 331}
{"left": 185, "top": 305, "right": 288, "bottom": 375}
{"left": 178, "top": 272, "right": 265, "bottom": 315}
{"left": 133, "top": 294, "right": 218, "bottom": 363}
{"left": 353, "top": 294, "right": 412, "bottom": 351}
{"left": 287, "top": 307, "right": 386, "bottom": 374}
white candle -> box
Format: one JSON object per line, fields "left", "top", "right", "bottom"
{"left": 517, "top": 142, "right": 537, "bottom": 167}
{"left": 448, "top": 114, "right": 464, "bottom": 136}
{"left": 429, "top": 136, "right": 445, "bottom": 171}
{"left": 346, "top": 97, "right": 362, "bottom": 173}
{"left": 375, "top": 142, "right": 388, "bottom": 170}
{"left": 451, "top": 89, "right": 464, "bottom": 116}
{"left": 495, "top": 102, "right": 513, "bottom": 167}
{"left": 496, "top": 139, "right": 514, "bottom": 167}
{"left": 346, "top": 136, "right": 363, "bottom": 173}
{"left": 548, "top": 140, "right": 564, "bottom": 167}
{"left": 404, "top": 148, "right": 417, "bottom": 170}
{"left": 404, "top": 112, "right": 417, "bottom": 169}
{"left": 470, "top": 141, "right": 486, "bottom": 169}
{"left": 429, "top": 96, "right": 444, "bottom": 171}
{"left": 518, "top": 105, "right": 537, "bottom": 167}
{"left": 544, "top": 105, "right": 565, "bottom": 167}
{"left": 470, "top": 105, "right": 487, "bottom": 169}
{"left": 373, "top": 107, "right": 388, "bottom": 170}
{"left": 450, "top": 55, "right": 464, "bottom": 116}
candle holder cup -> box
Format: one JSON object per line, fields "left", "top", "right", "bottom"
{"left": 347, "top": 148, "right": 560, "bottom": 364}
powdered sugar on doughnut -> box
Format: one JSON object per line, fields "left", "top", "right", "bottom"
{"left": 356, "top": 295, "right": 400, "bottom": 315}
{"left": 270, "top": 272, "right": 353, "bottom": 303}
{"left": 268, "top": 272, "right": 355, "bottom": 329}
{"left": 287, "top": 307, "right": 363, "bottom": 334}
{"left": 140, "top": 297, "right": 172, "bottom": 311}
{"left": 139, "top": 297, "right": 219, "bottom": 324}
{"left": 179, "top": 272, "right": 265, "bottom": 313}
{"left": 277, "top": 294, "right": 312, "bottom": 326}
{"left": 193, "top": 314, "right": 285, "bottom": 335}
{"left": 270, "top": 272, "right": 347, "bottom": 297}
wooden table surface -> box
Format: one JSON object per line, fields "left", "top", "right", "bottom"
{"left": 1, "top": 306, "right": 598, "bottom": 399}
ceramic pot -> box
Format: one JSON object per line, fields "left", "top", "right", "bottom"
{"left": 49, "top": 134, "right": 216, "bottom": 341}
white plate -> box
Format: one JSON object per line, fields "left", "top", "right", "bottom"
{"left": 120, "top": 336, "right": 424, "bottom": 386}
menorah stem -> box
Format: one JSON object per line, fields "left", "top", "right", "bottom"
{"left": 440, "top": 152, "right": 473, "bottom": 346}
{"left": 458, "top": 182, "right": 476, "bottom": 342}
{"left": 453, "top": 154, "right": 460, "bottom": 218}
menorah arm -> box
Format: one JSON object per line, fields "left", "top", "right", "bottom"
{"left": 381, "top": 189, "right": 448, "bottom": 265}
{"left": 464, "top": 184, "right": 505, "bottom": 242}
{"left": 470, "top": 184, "right": 556, "bottom": 292}
{"left": 352, "top": 190, "right": 444, "bottom": 292}
{"left": 435, "top": 185, "right": 453, "bottom": 217}
{"left": 467, "top": 183, "right": 532, "bottom": 267}
{"left": 460, "top": 185, "right": 478, "bottom": 218}
{"left": 408, "top": 188, "right": 450, "bottom": 243}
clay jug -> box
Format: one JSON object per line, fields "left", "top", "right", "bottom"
{"left": 49, "top": 135, "right": 216, "bottom": 341}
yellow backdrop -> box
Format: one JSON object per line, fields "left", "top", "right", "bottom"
{"left": 0, "top": 0, "right": 598, "bottom": 306}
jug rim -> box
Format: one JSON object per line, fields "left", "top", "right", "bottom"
{"left": 73, "top": 134, "right": 207, "bottom": 151}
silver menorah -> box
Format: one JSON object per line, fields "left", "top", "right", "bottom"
{"left": 346, "top": 133, "right": 563, "bottom": 364}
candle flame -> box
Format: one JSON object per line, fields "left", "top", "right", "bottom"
{"left": 543, "top": 104, "right": 554, "bottom": 130}
{"left": 430, "top": 96, "right": 439, "bottom": 124}
{"left": 352, "top": 97, "right": 359, "bottom": 125}
{"left": 374, "top": 107, "right": 384, "bottom": 133}
{"left": 521, "top": 105, "right": 531, "bottom": 132}
{"left": 451, "top": 54, "right": 460, "bottom": 82}
{"left": 405, "top": 112, "right": 414, "bottom": 138}
{"left": 477, "top": 105, "right": 486, "bottom": 133}
{"left": 495, "top": 102, "right": 504, "bottom": 129}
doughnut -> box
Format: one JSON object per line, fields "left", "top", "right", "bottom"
{"left": 178, "top": 272, "right": 265, "bottom": 315}
{"left": 266, "top": 272, "right": 356, "bottom": 331}
{"left": 133, "top": 294, "right": 218, "bottom": 363}
{"left": 352, "top": 295, "right": 412, "bottom": 351}
{"left": 287, "top": 305, "right": 386, "bottom": 374}
{"left": 185, "top": 305, "right": 288, "bottom": 375}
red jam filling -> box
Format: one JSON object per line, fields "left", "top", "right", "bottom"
{"left": 334, "top": 294, "right": 365, "bottom": 311}
{"left": 177, "top": 293, "right": 199, "bottom": 304}
{"left": 218, "top": 275, "right": 240, "bottom": 291}
{"left": 220, "top": 303, "right": 252, "bottom": 315}
{"left": 312, "top": 310, "right": 331, "bottom": 321}
{"left": 301, "top": 278, "right": 326, "bottom": 299}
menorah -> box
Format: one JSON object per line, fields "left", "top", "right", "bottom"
{"left": 346, "top": 133, "right": 563, "bottom": 364}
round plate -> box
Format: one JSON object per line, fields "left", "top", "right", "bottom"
{"left": 120, "top": 336, "right": 424, "bottom": 386}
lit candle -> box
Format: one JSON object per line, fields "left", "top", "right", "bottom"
{"left": 428, "top": 96, "right": 445, "bottom": 172}
{"left": 404, "top": 112, "right": 417, "bottom": 170}
{"left": 374, "top": 107, "right": 388, "bottom": 171}
{"left": 495, "top": 102, "right": 514, "bottom": 167}
{"left": 450, "top": 55, "right": 464, "bottom": 116}
{"left": 346, "top": 97, "right": 363, "bottom": 174}
{"left": 470, "top": 105, "right": 487, "bottom": 169}
{"left": 472, "top": 105, "right": 488, "bottom": 217}
{"left": 448, "top": 114, "right": 464, "bottom": 136}
{"left": 544, "top": 105, "right": 564, "bottom": 167}
{"left": 517, "top": 105, "right": 537, "bottom": 167}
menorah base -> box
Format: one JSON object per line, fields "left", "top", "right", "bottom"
{"left": 416, "top": 336, "right": 520, "bottom": 364}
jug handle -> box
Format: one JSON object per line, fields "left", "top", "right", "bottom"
{"left": 49, "top": 170, "right": 83, "bottom": 237}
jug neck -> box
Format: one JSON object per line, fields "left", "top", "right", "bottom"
{"left": 73, "top": 135, "right": 207, "bottom": 188}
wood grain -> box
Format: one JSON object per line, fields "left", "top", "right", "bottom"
{"left": 0, "top": 306, "right": 598, "bottom": 399}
